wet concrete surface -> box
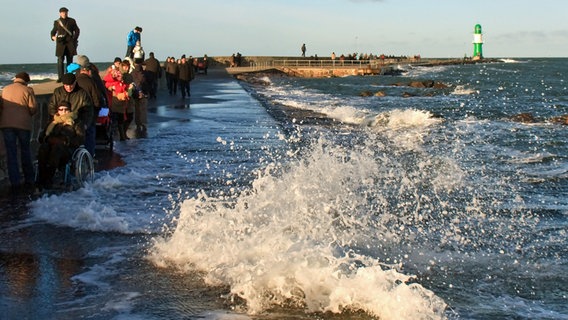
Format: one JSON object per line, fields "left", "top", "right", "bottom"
{"left": 0, "top": 67, "right": 236, "bottom": 200}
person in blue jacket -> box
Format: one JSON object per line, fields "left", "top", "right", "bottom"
{"left": 126, "top": 26, "right": 142, "bottom": 59}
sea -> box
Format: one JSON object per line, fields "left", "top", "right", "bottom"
{"left": 0, "top": 59, "right": 567, "bottom": 320}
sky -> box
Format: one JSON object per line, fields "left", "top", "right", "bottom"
{"left": 1, "top": 0, "right": 567, "bottom": 64}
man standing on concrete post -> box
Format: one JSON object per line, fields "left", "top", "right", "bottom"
{"left": 0, "top": 72, "right": 37, "bottom": 193}
{"left": 301, "top": 43, "right": 306, "bottom": 57}
{"left": 51, "top": 7, "right": 80, "bottom": 82}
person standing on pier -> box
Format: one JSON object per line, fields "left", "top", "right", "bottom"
{"left": 50, "top": 7, "right": 80, "bottom": 82}
{"left": 301, "top": 43, "right": 306, "bottom": 57}
{"left": 0, "top": 72, "right": 37, "bottom": 193}
{"left": 143, "top": 52, "right": 160, "bottom": 99}
{"left": 178, "top": 55, "right": 194, "bottom": 99}
{"left": 126, "top": 26, "right": 142, "bottom": 59}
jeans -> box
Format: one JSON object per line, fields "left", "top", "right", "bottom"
{"left": 1, "top": 128, "right": 34, "bottom": 187}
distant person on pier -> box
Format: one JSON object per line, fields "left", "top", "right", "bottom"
{"left": 50, "top": 7, "right": 80, "bottom": 82}
{"left": 177, "top": 55, "right": 194, "bottom": 99}
{"left": 143, "top": 52, "right": 161, "bottom": 99}
{"left": 301, "top": 43, "right": 306, "bottom": 57}
{"left": 201, "top": 55, "right": 209, "bottom": 75}
{"left": 165, "top": 57, "right": 179, "bottom": 95}
{"left": 131, "top": 63, "right": 150, "bottom": 132}
{"left": 236, "top": 52, "right": 242, "bottom": 67}
{"left": 0, "top": 72, "right": 37, "bottom": 193}
{"left": 126, "top": 26, "right": 142, "bottom": 59}
{"left": 133, "top": 41, "right": 145, "bottom": 62}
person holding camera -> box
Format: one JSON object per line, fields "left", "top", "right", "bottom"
{"left": 50, "top": 7, "right": 80, "bottom": 82}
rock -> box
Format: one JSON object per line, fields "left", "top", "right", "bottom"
{"left": 433, "top": 82, "right": 449, "bottom": 89}
{"left": 548, "top": 115, "right": 568, "bottom": 125}
{"left": 409, "top": 81, "right": 426, "bottom": 88}
{"left": 510, "top": 113, "right": 537, "bottom": 123}
{"left": 374, "top": 91, "right": 386, "bottom": 97}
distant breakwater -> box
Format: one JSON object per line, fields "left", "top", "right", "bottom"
{"left": 216, "top": 56, "right": 502, "bottom": 77}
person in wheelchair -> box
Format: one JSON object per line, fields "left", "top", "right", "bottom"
{"left": 36, "top": 101, "right": 85, "bottom": 189}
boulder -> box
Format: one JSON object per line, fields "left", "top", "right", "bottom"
{"left": 548, "top": 115, "right": 568, "bottom": 125}
{"left": 510, "top": 113, "right": 537, "bottom": 123}
{"left": 374, "top": 91, "right": 387, "bottom": 97}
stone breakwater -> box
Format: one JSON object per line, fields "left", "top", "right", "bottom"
{"left": 220, "top": 56, "right": 502, "bottom": 78}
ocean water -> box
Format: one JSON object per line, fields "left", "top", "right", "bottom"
{"left": 1, "top": 59, "right": 567, "bottom": 319}
{"left": 0, "top": 63, "right": 60, "bottom": 89}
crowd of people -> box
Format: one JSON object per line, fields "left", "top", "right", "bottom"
{"left": 330, "top": 51, "right": 420, "bottom": 62}
{"left": 0, "top": 7, "right": 193, "bottom": 194}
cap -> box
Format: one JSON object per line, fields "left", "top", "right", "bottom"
{"left": 59, "top": 7, "right": 69, "bottom": 12}
{"left": 76, "top": 55, "right": 91, "bottom": 68}
{"left": 14, "top": 72, "right": 31, "bottom": 83}
{"left": 66, "top": 63, "right": 81, "bottom": 74}
{"left": 61, "top": 73, "right": 76, "bottom": 85}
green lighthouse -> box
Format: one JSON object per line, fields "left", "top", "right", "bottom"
{"left": 473, "top": 24, "right": 483, "bottom": 60}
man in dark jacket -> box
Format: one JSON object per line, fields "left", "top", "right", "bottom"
{"left": 50, "top": 7, "right": 80, "bottom": 82}
{"left": 143, "top": 52, "right": 160, "bottom": 99}
{"left": 48, "top": 73, "right": 94, "bottom": 135}
{"left": 75, "top": 64, "right": 102, "bottom": 156}
{"left": 177, "top": 55, "right": 194, "bottom": 99}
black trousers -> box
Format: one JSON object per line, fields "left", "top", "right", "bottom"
{"left": 57, "top": 52, "right": 73, "bottom": 80}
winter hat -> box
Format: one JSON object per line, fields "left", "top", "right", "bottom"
{"left": 61, "top": 73, "right": 76, "bottom": 85}
{"left": 14, "top": 72, "right": 31, "bottom": 83}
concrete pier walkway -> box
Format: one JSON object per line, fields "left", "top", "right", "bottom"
{"left": 0, "top": 67, "right": 277, "bottom": 196}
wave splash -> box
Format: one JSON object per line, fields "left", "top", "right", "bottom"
{"left": 149, "top": 132, "right": 459, "bottom": 319}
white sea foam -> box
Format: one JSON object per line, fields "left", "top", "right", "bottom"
{"left": 500, "top": 58, "right": 522, "bottom": 63}
{"left": 321, "top": 104, "right": 369, "bottom": 124}
{"left": 451, "top": 85, "right": 478, "bottom": 95}
{"left": 28, "top": 171, "right": 164, "bottom": 234}
{"left": 405, "top": 65, "right": 449, "bottom": 78}
{"left": 150, "top": 136, "right": 450, "bottom": 319}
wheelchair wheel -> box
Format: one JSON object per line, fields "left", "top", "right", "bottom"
{"left": 72, "top": 147, "right": 94, "bottom": 187}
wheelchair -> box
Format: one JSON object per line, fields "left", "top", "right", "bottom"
{"left": 65, "top": 146, "right": 95, "bottom": 188}
{"left": 35, "top": 145, "right": 95, "bottom": 191}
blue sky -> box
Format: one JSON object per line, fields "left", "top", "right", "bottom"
{"left": 1, "top": 0, "right": 567, "bottom": 64}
